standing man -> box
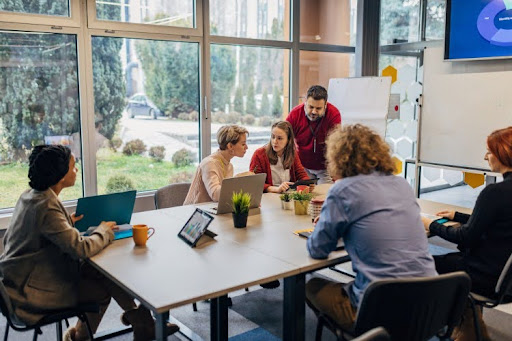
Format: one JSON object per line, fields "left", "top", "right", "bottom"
{"left": 286, "top": 85, "right": 341, "bottom": 184}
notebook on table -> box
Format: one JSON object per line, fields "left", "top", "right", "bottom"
{"left": 74, "top": 190, "right": 137, "bottom": 240}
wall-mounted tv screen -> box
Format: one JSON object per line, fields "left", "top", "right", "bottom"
{"left": 445, "top": 0, "right": 512, "bottom": 60}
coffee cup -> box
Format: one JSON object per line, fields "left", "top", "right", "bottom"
{"left": 132, "top": 224, "right": 155, "bottom": 246}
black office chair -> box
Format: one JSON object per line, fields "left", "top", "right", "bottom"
{"left": 0, "top": 281, "right": 97, "bottom": 341}
{"left": 311, "top": 271, "right": 471, "bottom": 341}
{"left": 469, "top": 252, "right": 512, "bottom": 341}
{"left": 351, "top": 327, "right": 390, "bottom": 341}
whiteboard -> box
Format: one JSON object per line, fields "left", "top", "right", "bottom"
{"left": 328, "top": 77, "right": 391, "bottom": 136}
{"left": 420, "top": 47, "right": 512, "bottom": 171}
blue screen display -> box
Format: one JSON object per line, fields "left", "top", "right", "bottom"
{"left": 447, "top": 0, "right": 512, "bottom": 59}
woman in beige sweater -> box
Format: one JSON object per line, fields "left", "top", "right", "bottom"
{"left": 0, "top": 145, "right": 178, "bottom": 341}
{"left": 184, "top": 125, "right": 249, "bottom": 204}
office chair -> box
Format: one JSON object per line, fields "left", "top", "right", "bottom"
{"left": 352, "top": 327, "right": 390, "bottom": 341}
{"left": 311, "top": 271, "right": 470, "bottom": 341}
{"left": 0, "top": 281, "right": 97, "bottom": 341}
{"left": 154, "top": 183, "right": 191, "bottom": 209}
{"left": 469, "top": 252, "right": 512, "bottom": 341}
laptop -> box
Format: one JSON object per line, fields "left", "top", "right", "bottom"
{"left": 199, "top": 173, "right": 266, "bottom": 215}
{"left": 74, "top": 190, "right": 137, "bottom": 240}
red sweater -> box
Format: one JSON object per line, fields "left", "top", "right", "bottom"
{"left": 286, "top": 102, "right": 341, "bottom": 170}
{"left": 249, "top": 147, "right": 309, "bottom": 192}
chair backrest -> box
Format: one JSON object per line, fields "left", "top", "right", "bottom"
{"left": 354, "top": 272, "right": 470, "bottom": 341}
{"left": 154, "top": 183, "right": 191, "bottom": 209}
{"left": 494, "top": 252, "right": 512, "bottom": 304}
{"left": 0, "top": 280, "right": 26, "bottom": 328}
{"left": 352, "top": 327, "right": 390, "bottom": 341}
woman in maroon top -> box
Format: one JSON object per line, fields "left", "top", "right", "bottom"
{"left": 250, "top": 121, "right": 312, "bottom": 193}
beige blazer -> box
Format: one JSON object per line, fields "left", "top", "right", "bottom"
{"left": 0, "top": 189, "right": 114, "bottom": 324}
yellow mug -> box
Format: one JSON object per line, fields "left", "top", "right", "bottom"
{"left": 132, "top": 224, "right": 155, "bottom": 246}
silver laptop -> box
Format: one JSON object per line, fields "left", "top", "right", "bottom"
{"left": 199, "top": 173, "right": 266, "bottom": 215}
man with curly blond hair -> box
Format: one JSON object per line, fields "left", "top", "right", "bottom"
{"left": 305, "top": 124, "right": 437, "bottom": 330}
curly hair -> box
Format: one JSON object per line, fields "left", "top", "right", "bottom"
{"left": 28, "top": 145, "right": 71, "bottom": 191}
{"left": 487, "top": 126, "right": 512, "bottom": 168}
{"left": 325, "top": 124, "right": 395, "bottom": 179}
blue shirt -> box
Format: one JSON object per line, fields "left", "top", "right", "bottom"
{"left": 307, "top": 172, "right": 437, "bottom": 307}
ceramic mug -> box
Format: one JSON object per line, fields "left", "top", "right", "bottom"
{"left": 296, "top": 185, "right": 309, "bottom": 193}
{"left": 132, "top": 224, "right": 155, "bottom": 246}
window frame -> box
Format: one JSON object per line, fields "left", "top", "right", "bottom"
{"left": 0, "top": 0, "right": 81, "bottom": 27}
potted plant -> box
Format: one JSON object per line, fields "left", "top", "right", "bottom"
{"left": 231, "top": 190, "right": 251, "bottom": 228}
{"left": 279, "top": 192, "right": 294, "bottom": 210}
{"left": 292, "top": 191, "right": 314, "bottom": 215}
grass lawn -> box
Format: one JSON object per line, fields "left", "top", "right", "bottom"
{"left": 0, "top": 148, "right": 195, "bottom": 209}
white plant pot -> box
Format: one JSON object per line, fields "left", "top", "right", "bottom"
{"left": 281, "top": 200, "right": 294, "bottom": 210}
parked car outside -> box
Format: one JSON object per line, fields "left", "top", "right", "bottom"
{"left": 126, "top": 93, "right": 163, "bottom": 119}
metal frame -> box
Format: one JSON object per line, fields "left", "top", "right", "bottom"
{"left": 0, "top": 0, "right": 81, "bottom": 27}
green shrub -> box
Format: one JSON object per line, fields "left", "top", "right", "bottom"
{"left": 110, "top": 136, "right": 122, "bottom": 151}
{"left": 168, "top": 170, "right": 195, "bottom": 183}
{"left": 172, "top": 148, "right": 194, "bottom": 167}
{"left": 149, "top": 145, "right": 166, "bottom": 162}
{"left": 122, "top": 139, "right": 146, "bottom": 156}
{"left": 259, "top": 116, "right": 273, "bottom": 127}
{"left": 105, "top": 174, "right": 136, "bottom": 194}
{"left": 178, "top": 112, "right": 189, "bottom": 120}
{"left": 226, "top": 111, "right": 241, "bottom": 124}
{"left": 212, "top": 111, "right": 227, "bottom": 124}
{"left": 241, "top": 114, "right": 255, "bottom": 125}
{"left": 189, "top": 111, "right": 199, "bottom": 121}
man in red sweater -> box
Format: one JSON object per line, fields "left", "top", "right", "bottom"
{"left": 286, "top": 85, "right": 341, "bottom": 184}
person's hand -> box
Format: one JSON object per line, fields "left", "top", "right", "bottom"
{"left": 70, "top": 213, "right": 83, "bottom": 224}
{"left": 421, "top": 216, "right": 432, "bottom": 232}
{"left": 309, "top": 184, "right": 316, "bottom": 193}
{"left": 278, "top": 182, "right": 293, "bottom": 193}
{"left": 313, "top": 216, "right": 320, "bottom": 226}
{"left": 101, "top": 221, "right": 118, "bottom": 230}
{"left": 436, "top": 210, "right": 455, "bottom": 220}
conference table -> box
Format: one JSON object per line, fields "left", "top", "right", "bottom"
{"left": 88, "top": 184, "right": 349, "bottom": 341}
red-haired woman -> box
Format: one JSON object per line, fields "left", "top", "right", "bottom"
{"left": 250, "top": 121, "right": 312, "bottom": 193}
{"left": 422, "top": 126, "right": 512, "bottom": 341}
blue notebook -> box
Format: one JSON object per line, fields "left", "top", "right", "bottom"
{"left": 75, "top": 191, "right": 137, "bottom": 240}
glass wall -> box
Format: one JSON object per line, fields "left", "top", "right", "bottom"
{"left": 380, "top": 0, "right": 420, "bottom": 44}
{"left": 0, "top": 0, "right": 356, "bottom": 212}
{"left": 0, "top": 31, "right": 82, "bottom": 207}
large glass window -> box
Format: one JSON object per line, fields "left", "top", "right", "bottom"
{"left": 210, "top": 44, "right": 290, "bottom": 175}
{"left": 425, "top": 0, "right": 446, "bottom": 40}
{"left": 92, "top": 37, "right": 200, "bottom": 195}
{"left": 96, "top": 0, "right": 195, "bottom": 28}
{"left": 298, "top": 51, "right": 355, "bottom": 103}
{"left": 210, "top": 0, "right": 290, "bottom": 40}
{"left": 0, "top": 0, "right": 70, "bottom": 17}
{"left": 0, "top": 31, "right": 81, "bottom": 208}
{"left": 380, "top": 0, "right": 420, "bottom": 44}
{"left": 300, "top": 0, "right": 357, "bottom": 46}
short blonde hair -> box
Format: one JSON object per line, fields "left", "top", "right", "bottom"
{"left": 217, "top": 125, "right": 249, "bottom": 150}
{"left": 326, "top": 124, "right": 395, "bottom": 179}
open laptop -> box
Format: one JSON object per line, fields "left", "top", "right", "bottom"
{"left": 199, "top": 173, "right": 266, "bottom": 215}
{"left": 75, "top": 190, "right": 137, "bottom": 240}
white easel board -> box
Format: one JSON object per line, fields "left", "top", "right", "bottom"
{"left": 328, "top": 77, "right": 392, "bottom": 136}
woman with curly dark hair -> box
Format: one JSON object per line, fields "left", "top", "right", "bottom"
{"left": 305, "top": 124, "right": 437, "bottom": 330}
{"left": 0, "top": 145, "right": 178, "bottom": 341}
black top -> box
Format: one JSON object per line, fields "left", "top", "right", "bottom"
{"left": 430, "top": 172, "right": 512, "bottom": 296}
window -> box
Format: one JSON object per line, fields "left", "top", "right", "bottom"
{"left": 0, "top": 31, "right": 81, "bottom": 208}
{"left": 0, "top": 0, "right": 70, "bottom": 17}
{"left": 210, "top": 44, "right": 290, "bottom": 175}
{"left": 210, "top": 0, "right": 290, "bottom": 40}
{"left": 425, "top": 0, "right": 446, "bottom": 40}
{"left": 380, "top": 0, "right": 420, "bottom": 44}
{"left": 91, "top": 37, "right": 200, "bottom": 195}
{"left": 300, "top": 0, "right": 357, "bottom": 46}
{"left": 95, "top": 0, "right": 195, "bottom": 28}
{"left": 298, "top": 51, "right": 355, "bottom": 102}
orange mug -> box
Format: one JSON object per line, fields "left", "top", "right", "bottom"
{"left": 296, "top": 185, "right": 309, "bottom": 193}
{"left": 132, "top": 224, "right": 155, "bottom": 246}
